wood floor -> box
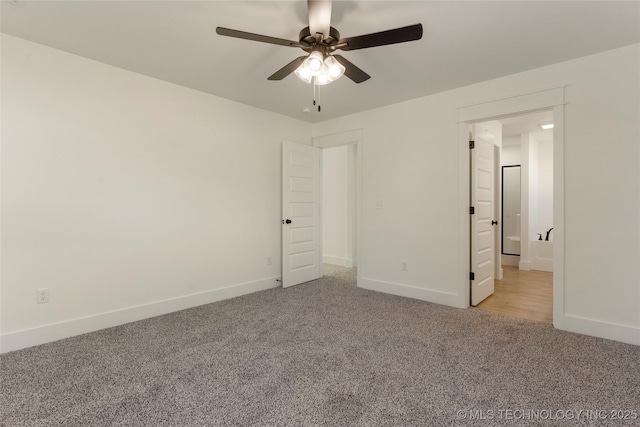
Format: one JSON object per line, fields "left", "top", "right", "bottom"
{"left": 475, "top": 266, "right": 553, "bottom": 324}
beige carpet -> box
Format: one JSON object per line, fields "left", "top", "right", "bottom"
{"left": 2, "top": 268, "right": 639, "bottom": 425}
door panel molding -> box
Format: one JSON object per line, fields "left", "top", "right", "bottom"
{"left": 282, "top": 141, "right": 321, "bottom": 288}
{"left": 471, "top": 134, "right": 496, "bottom": 305}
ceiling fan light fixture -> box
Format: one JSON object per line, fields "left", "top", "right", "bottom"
{"left": 314, "top": 68, "right": 331, "bottom": 86}
{"left": 324, "top": 55, "right": 345, "bottom": 80}
{"left": 304, "top": 50, "right": 324, "bottom": 75}
{"left": 294, "top": 64, "right": 313, "bottom": 83}
{"left": 218, "top": 1, "right": 423, "bottom": 89}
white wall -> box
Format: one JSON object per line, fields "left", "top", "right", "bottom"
{"left": 519, "top": 134, "right": 532, "bottom": 269}
{"left": 501, "top": 142, "right": 521, "bottom": 166}
{"left": 1, "top": 35, "right": 311, "bottom": 352}
{"left": 322, "top": 145, "right": 351, "bottom": 267}
{"left": 2, "top": 35, "right": 638, "bottom": 348}
{"left": 532, "top": 132, "right": 554, "bottom": 239}
{"left": 313, "top": 44, "right": 640, "bottom": 345}
{"left": 529, "top": 132, "right": 554, "bottom": 271}
{"left": 316, "top": 96, "right": 462, "bottom": 306}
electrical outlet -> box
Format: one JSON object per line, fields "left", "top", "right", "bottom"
{"left": 375, "top": 199, "right": 384, "bottom": 210}
{"left": 401, "top": 261, "right": 408, "bottom": 271}
{"left": 36, "top": 288, "right": 50, "bottom": 304}
{"left": 267, "top": 256, "right": 272, "bottom": 266}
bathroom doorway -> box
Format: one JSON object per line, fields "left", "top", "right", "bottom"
{"left": 473, "top": 110, "right": 555, "bottom": 323}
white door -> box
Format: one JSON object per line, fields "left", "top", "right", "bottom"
{"left": 471, "top": 134, "right": 496, "bottom": 305}
{"left": 282, "top": 141, "right": 321, "bottom": 288}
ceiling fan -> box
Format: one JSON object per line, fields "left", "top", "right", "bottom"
{"left": 216, "top": 0, "right": 423, "bottom": 87}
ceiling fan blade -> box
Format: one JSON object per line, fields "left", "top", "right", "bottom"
{"left": 308, "top": 0, "right": 332, "bottom": 40}
{"left": 333, "top": 55, "right": 370, "bottom": 83}
{"left": 337, "top": 23, "right": 423, "bottom": 51}
{"left": 268, "top": 56, "right": 307, "bottom": 81}
{"left": 216, "top": 27, "right": 303, "bottom": 48}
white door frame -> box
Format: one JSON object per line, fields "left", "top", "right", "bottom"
{"left": 456, "top": 87, "right": 565, "bottom": 328}
{"left": 312, "top": 129, "right": 363, "bottom": 286}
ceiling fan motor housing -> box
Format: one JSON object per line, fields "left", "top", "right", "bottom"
{"left": 298, "top": 26, "right": 341, "bottom": 53}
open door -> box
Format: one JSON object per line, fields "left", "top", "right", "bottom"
{"left": 282, "top": 141, "right": 321, "bottom": 288}
{"left": 471, "top": 134, "right": 496, "bottom": 305}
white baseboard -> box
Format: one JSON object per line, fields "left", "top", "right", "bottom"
{"left": 518, "top": 261, "right": 531, "bottom": 271}
{"left": 532, "top": 258, "right": 553, "bottom": 272}
{"left": 501, "top": 255, "right": 519, "bottom": 267}
{"left": 358, "top": 277, "right": 464, "bottom": 308}
{"left": 323, "top": 256, "right": 354, "bottom": 268}
{"left": 561, "top": 314, "right": 640, "bottom": 346}
{"left": 0, "top": 276, "right": 281, "bottom": 354}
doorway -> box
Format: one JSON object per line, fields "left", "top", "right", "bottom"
{"left": 457, "top": 86, "right": 564, "bottom": 328}
{"left": 311, "top": 129, "right": 363, "bottom": 283}
{"left": 477, "top": 267, "right": 553, "bottom": 323}
{"left": 321, "top": 144, "right": 357, "bottom": 278}
{"left": 282, "top": 130, "right": 362, "bottom": 287}
{"left": 471, "top": 110, "right": 555, "bottom": 323}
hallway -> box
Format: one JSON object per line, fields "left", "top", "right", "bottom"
{"left": 476, "top": 266, "right": 553, "bottom": 324}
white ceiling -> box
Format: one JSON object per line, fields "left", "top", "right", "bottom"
{"left": 2, "top": 1, "right": 639, "bottom": 123}
{"left": 501, "top": 110, "right": 554, "bottom": 138}
{"left": 476, "top": 110, "right": 554, "bottom": 145}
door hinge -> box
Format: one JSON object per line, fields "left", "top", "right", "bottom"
{"left": 469, "top": 206, "right": 475, "bottom": 215}
{"left": 469, "top": 140, "right": 475, "bottom": 149}
{"left": 470, "top": 272, "right": 475, "bottom": 281}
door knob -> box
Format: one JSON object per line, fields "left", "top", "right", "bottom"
{"left": 282, "top": 219, "right": 292, "bottom": 224}
{"left": 491, "top": 220, "right": 498, "bottom": 226}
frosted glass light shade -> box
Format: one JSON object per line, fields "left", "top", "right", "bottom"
{"left": 303, "top": 51, "right": 324, "bottom": 76}
{"left": 295, "top": 52, "right": 344, "bottom": 85}
{"left": 324, "top": 55, "right": 345, "bottom": 80}
{"left": 294, "top": 64, "right": 313, "bottom": 83}
{"left": 314, "top": 70, "right": 330, "bottom": 86}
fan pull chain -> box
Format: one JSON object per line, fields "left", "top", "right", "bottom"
{"left": 311, "top": 82, "right": 322, "bottom": 112}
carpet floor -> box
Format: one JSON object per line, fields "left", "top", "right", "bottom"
{"left": 1, "top": 268, "right": 639, "bottom": 426}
